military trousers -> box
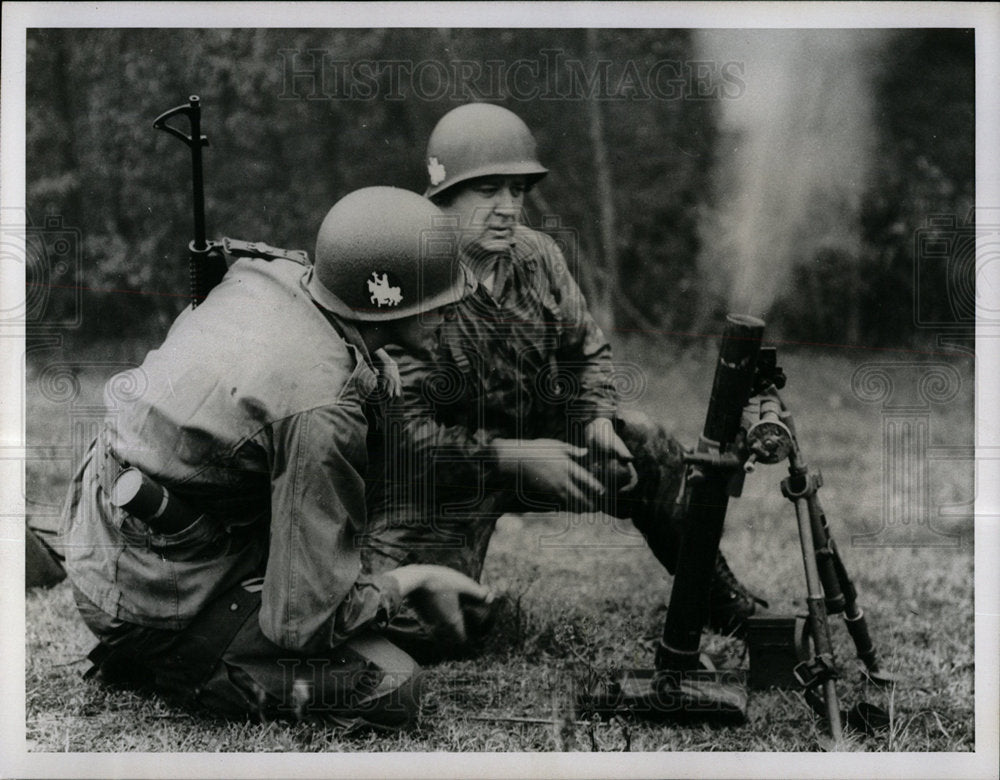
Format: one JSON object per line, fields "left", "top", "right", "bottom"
{"left": 75, "top": 579, "right": 422, "bottom": 730}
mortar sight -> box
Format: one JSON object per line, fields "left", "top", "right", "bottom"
{"left": 753, "top": 347, "right": 786, "bottom": 393}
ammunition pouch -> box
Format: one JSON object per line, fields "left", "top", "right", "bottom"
{"left": 93, "top": 431, "right": 236, "bottom": 558}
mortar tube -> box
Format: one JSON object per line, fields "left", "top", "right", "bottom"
{"left": 656, "top": 314, "right": 765, "bottom": 671}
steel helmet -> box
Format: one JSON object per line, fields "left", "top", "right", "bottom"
{"left": 424, "top": 103, "right": 549, "bottom": 199}
{"left": 308, "top": 186, "right": 471, "bottom": 321}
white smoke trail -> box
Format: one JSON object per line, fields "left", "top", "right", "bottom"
{"left": 694, "top": 30, "right": 886, "bottom": 325}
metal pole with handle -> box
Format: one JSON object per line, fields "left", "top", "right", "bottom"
{"left": 153, "top": 95, "right": 225, "bottom": 307}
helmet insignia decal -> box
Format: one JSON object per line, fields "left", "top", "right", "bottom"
{"left": 368, "top": 271, "right": 403, "bottom": 307}
{"left": 428, "top": 156, "right": 446, "bottom": 186}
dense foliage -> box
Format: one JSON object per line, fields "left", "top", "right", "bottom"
{"left": 25, "top": 28, "right": 974, "bottom": 348}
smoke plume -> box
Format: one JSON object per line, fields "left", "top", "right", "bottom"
{"left": 694, "top": 30, "right": 886, "bottom": 324}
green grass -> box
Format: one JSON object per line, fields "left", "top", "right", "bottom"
{"left": 24, "top": 340, "right": 976, "bottom": 752}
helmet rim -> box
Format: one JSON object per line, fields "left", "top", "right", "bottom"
{"left": 423, "top": 103, "right": 548, "bottom": 199}
{"left": 425, "top": 163, "right": 549, "bottom": 200}
{"left": 310, "top": 186, "right": 474, "bottom": 322}
{"left": 307, "top": 261, "right": 475, "bottom": 322}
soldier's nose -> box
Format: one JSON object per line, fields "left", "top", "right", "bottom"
{"left": 494, "top": 198, "right": 518, "bottom": 216}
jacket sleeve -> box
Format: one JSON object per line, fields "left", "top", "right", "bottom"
{"left": 539, "top": 237, "right": 619, "bottom": 420}
{"left": 259, "top": 405, "right": 403, "bottom": 653}
{"left": 375, "top": 345, "right": 498, "bottom": 493}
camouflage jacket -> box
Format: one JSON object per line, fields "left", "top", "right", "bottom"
{"left": 369, "top": 224, "right": 617, "bottom": 515}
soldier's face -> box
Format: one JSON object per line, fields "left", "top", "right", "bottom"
{"left": 440, "top": 176, "right": 527, "bottom": 254}
{"left": 390, "top": 309, "right": 444, "bottom": 352}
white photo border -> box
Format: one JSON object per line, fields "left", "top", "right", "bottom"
{"left": 2, "top": 3, "right": 997, "bottom": 778}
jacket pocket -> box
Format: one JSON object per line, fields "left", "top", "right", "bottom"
{"left": 119, "top": 510, "right": 231, "bottom": 563}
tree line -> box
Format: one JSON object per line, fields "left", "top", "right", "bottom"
{"left": 25, "top": 28, "right": 974, "bottom": 350}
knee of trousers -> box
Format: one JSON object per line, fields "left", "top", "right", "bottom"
{"left": 612, "top": 410, "right": 686, "bottom": 509}
{"left": 611, "top": 410, "right": 688, "bottom": 574}
{"left": 615, "top": 410, "right": 683, "bottom": 462}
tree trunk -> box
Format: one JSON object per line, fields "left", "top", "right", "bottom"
{"left": 585, "top": 28, "right": 618, "bottom": 333}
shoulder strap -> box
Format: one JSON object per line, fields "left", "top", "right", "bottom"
{"left": 222, "top": 237, "right": 311, "bottom": 266}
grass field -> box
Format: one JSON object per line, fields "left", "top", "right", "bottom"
{"left": 23, "top": 338, "right": 976, "bottom": 753}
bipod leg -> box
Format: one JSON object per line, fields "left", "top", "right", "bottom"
{"left": 784, "top": 471, "right": 843, "bottom": 742}
{"left": 779, "top": 398, "right": 894, "bottom": 688}
{"left": 807, "top": 491, "right": 894, "bottom": 685}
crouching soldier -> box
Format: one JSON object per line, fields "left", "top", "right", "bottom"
{"left": 365, "top": 104, "right": 764, "bottom": 662}
{"left": 58, "top": 187, "right": 486, "bottom": 730}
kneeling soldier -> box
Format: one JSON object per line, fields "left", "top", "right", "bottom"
{"left": 365, "top": 105, "right": 764, "bottom": 661}
{"left": 58, "top": 187, "right": 486, "bottom": 729}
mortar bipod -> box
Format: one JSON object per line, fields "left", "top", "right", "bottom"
{"left": 766, "top": 387, "right": 895, "bottom": 686}
{"left": 760, "top": 387, "right": 894, "bottom": 740}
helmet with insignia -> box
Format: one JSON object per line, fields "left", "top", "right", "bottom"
{"left": 309, "top": 186, "right": 472, "bottom": 321}
{"left": 423, "top": 103, "right": 549, "bottom": 200}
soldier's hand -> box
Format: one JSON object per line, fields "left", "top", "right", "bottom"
{"left": 492, "top": 437, "right": 605, "bottom": 512}
{"left": 372, "top": 348, "right": 402, "bottom": 399}
{"left": 386, "top": 564, "right": 494, "bottom": 644}
{"left": 584, "top": 417, "right": 633, "bottom": 462}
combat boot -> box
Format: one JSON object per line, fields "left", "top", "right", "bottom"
{"left": 708, "top": 552, "right": 767, "bottom": 637}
